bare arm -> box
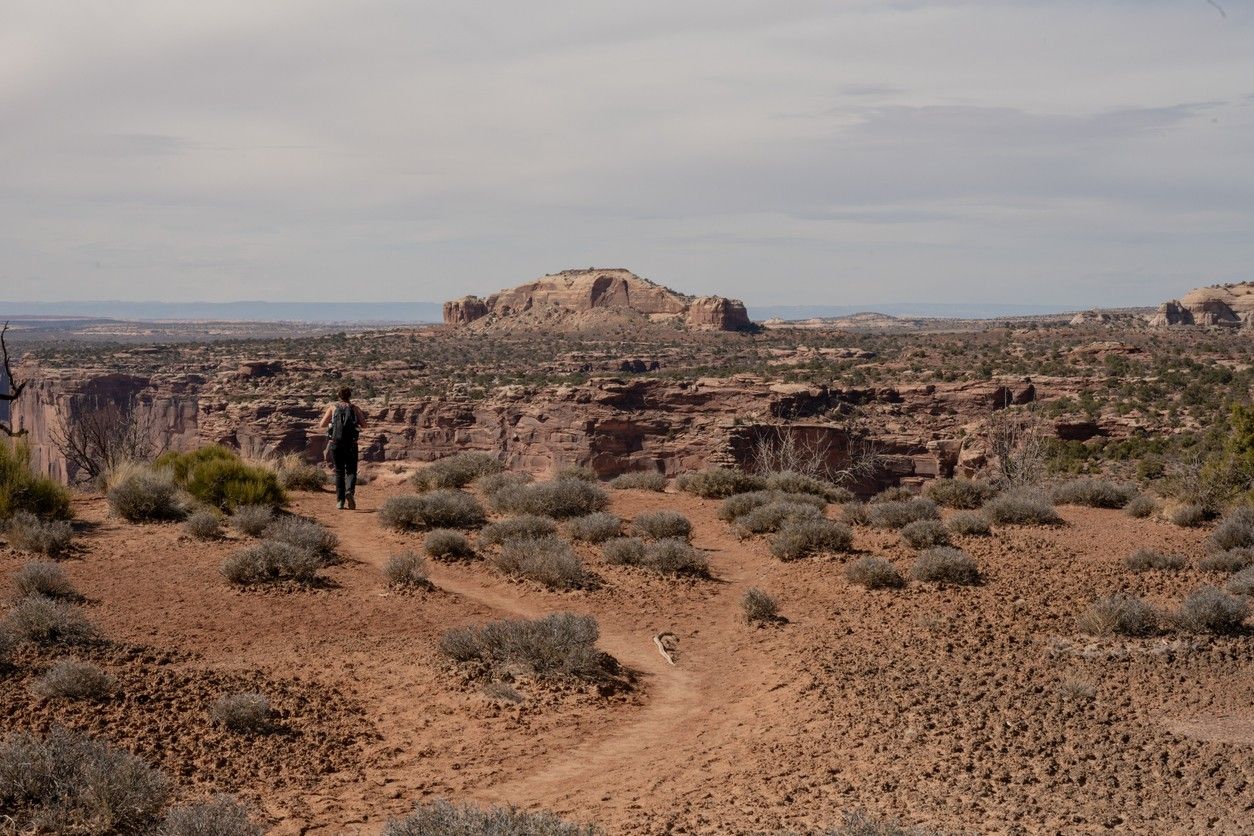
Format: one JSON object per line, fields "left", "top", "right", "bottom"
{"left": 353, "top": 404, "right": 368, "bottom": 430}
{"left": 318, "top": 405, "right": 333, "bottom": 429}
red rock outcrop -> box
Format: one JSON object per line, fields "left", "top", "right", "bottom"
{"left": 685, "top": 296, "right": 751, "bottom": 331}
{"left": 442, "top": 296, "right": 489, "bottom": 326}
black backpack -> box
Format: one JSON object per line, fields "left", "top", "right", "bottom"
{"left": 328, "top": 403, "right": 358, "bottom": 445}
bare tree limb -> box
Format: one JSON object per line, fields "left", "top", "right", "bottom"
{"left": 1, "top": 321, "right": 28, "bottom": 437}
{"left": 51, "top": 394, "right": 166, "bottom": 485}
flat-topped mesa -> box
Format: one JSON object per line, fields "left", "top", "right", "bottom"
{"left": 442, "top": 268, "right": 752, "bottom": 331}
{"left": 1150, "top": 281, "right": 1254, "bottom": 328}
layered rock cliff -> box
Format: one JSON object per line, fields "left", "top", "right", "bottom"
{"left": 1150, "top": 282, "right": 1254, "bottom": 327}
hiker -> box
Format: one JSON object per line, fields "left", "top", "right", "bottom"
{"left": 319, "top": 387, "right": 368, "bottom": 510}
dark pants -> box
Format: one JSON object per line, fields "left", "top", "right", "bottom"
{"left": 331, "top": 442, "right": 358, "bottom": 502}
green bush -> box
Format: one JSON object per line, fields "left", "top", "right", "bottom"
{"left": 491, "top": 536, "right": 591, "bottom": 590}
{"left": 1051, "top": 479, "right": 1138, "bottom": 509}
{"left": 567, "top": 512, "right": 621, "bottom": 543}
{"left": 383, "top": 800, "right": 601, "bottom": 836}
{"left": 378, "top": 490, "right": 486, "bottom": 531}
{"left": 0, "top": 442, "right": 71, "bottom": 521}
{"left": 386, "top": 551, "right": 432, "bottom": 588}
{"left": 1125, "top": 549, "right": 1186, "bottom": 572}
{"left": 845, "top": 556, "right": 905, "bottom": 589}
{"left": 5, "top": 511, "right": 73, "bottom": 556}
{"left": 107, "top": 469, "right": 186, "bottom": 522}
{"left": 867, "top": 498, "right": 939, "bottom": 530}
{"left": 1174, "top": 587, "right": 1248, "bottom": 634}
{"left": 947, "top": 511, "right": 991, "bottom": 537}
{"left": 13, "top": 562, "right": 77, "bottom": 599}
{"left": 910, "top": 547, "right": 980, "bottom": 585}
{"left": 424, "top": 529, "right": 474, "bottom": 559}
{"left": 1077, "top": 595, "right": 1158, "bottom": 636}
{"left": 182, "top": 457, "right": 285, "bottom": 512}
{"left": 924, "top": 479, "right": 997, "bottom": 509}
{"left": 155, "top": 445, "right": 236, "bottom": 482}
{"left": 982, "top": 488, "right": 1061, "bottom": 526}
{"left": 220, "top": 541, "right": 321, "bottom": 586}
{"left": 631, "top": 510, "right": 693, "bottom": 540}
{"left": 676, "top": 468, "right": 766, "bottom": 498}
{"left": 480, "top": 515, "right": 557, "bottom": 546}
{"left": 741, "top": 587, "right": 779, "bottom": 623}
{"left": 411, "top": 452, "right": 504, "bottom": 491}
{"left": 609, "top": 471, "right": 666, "bottom": 491}
{"left": 439, "top": 612, "right": 607, "bottom": 680}
{"left": 900, "top": 519, "right": 950, "bottom": 549}
{"left": 769, "top": 518, "right": 854, "bottom": 560}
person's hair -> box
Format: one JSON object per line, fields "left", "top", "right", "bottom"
{"left": 338, "top": 387, "right": 352, "bottom": 402}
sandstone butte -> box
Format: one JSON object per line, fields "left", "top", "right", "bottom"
{"left": 1150, "top": 280, "right": 1254, "bottom": 327}
{"left": 443, "top": 268, "right": 752, "bottom": 332}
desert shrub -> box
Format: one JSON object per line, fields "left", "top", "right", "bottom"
{"left": 1206, "top": 506, "right": 1254, "bottom": 552}
{"left": 378, "top": 490, "right": 486, "bottom": 531}
{"left": 567, "top": 512, "right": 621, "bottom": 543}
{"left": 602, "top": 537, "right": 646, "bottom": 566}
{"left": 845, "top": 556, "right": 905, "bottom": 589}
{"left": 476, "top": 470, "right": 532, "bottom": 498}
{"left": 982, "top": 488, "right": 1061, "bottom": 526}
{"left": 1125, "top": 549, "right": 1186, "bottom": 572}
{"left": 0, "top": 628, "right": 13, "bottom": 668}
{"left": 736, "top": 501, "right": 822, "bottom": 535}
{"left": 32, "top": 658, "right": 115, "bottom": 701}
{"left": 867, "top": 498, "right": 939, "bottom": 530}
{"left": 385, "top": 551, "right": 431, "bottom": 589}
{"left": 220, "top": 541, "right": 321, "bottom": 586}
{"left": 491, "top": 537, "right": 591, "bottom": 590}
{"left": 107, "top": 468, "right": 186, "bottom": 523}
{"left": 1077, "top": 595, "right": 1158, "bottom": 636}
{"left": 0, "top": 728, "right": 169, "bottom": 834}
{"left": 439, "top": 612, "right": 606, "bottom": 680}
{"left": 160, "top": 795, "right": 262, "bottom": 836}
{"left": 184, "top": 509, "right": 222, "bottom": 540}
{"left": 0, "top": 442, "right": 71, "bottom": 521}
{"left": 820, "top": 810, "right": 935, "bottom": 836}
{"left": 4, "top": 596, "right": 96, "bottom": 645}
{"left": 924, "top": 478, "right": 997, "bottom": 509}
{"left": 764, "top": 471, "right": 849, "bottom": 502}
{"left": 1198, "top": 548, "right": 1254, "bottom": 573}
{"left": 603, "top": 537, "right": 707, "bottom": 575}
{"left": 1123, "top": 495, "right": 1157, "bottom": 519}
{"left": 411, "top": 452, "right": 504, "bottom": 491}
{"left": 263, "top": 515, "right": 338, "bottom": 559}
{"left": 769, "top": 518, "right": 854, "bottom": 560}
{"left": 1169, "top": 503, "right": 1208, "bottom": 528}
{"left": 555, "top": 465, "right": 597, "bottom": 482}
{"left": 13, "top": 562, "right": 77, "bottom": 599}
{"left": 211, "top": 692, "right": 271, "bottom": 734}
{"left": 947, "top": 511, "right": 991, "bottom": 537}
{"left": 631, "top": 510, "right": 693, "bottom": 540}
{"left": 719, "top": 490, "right": 825, "bottom": 522}
{"left": 155, "top": 445, "right": 235, "bottom": 482}
{"left": 383, "top": 799, "right": 601, "bottom": 836}
{"left": 870, "top": 486, "right": 914, "bottom": 504}
{"left": 275, "top": 455, "right": 327, "bottom": 492}
{"left": 423, "top": 529, "right": 474, "bottom": 559}
{"left": 5, "top": 511, "right": 74, "bottom": 557}
{"left": 229, "top": 504, "right": 273, "bottom": 536}
{"left": 676, "top": 468, "right": 766, "bottom": 498}
{"left": 1225, "top": 566, "right": 1254, "bottom": 596}
{"left": 491, "top": 479, "right": 609, "bottom": 519}
{"left": 910, "top": 547, "right": 980, "bottom": 585}
{"left": 900, "top": 519, "right": 950, "bottom": 549}
{"left": 480, "top": 515, "right": 558, "bottom": 546}
{"left": 1051, "top": 478, "right": 1138, "bottom": 509}
{"left": 609, "top": 471, "right": 666, "bottom": 491}
{"left": 841, "top": 501, "right": 870, "bottom": 526}
{"left": 1174, "top": 587, "right": 1249, "bottom": 634}
{"left": 741, "top": 587, "right": 778, "bottom": 624}
{"left": 171, "top": 452, "right": 285, "bottom": 512}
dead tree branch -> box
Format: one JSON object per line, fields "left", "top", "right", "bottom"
{"left": 1, "top": 321, "right": 28, "bottom": 437}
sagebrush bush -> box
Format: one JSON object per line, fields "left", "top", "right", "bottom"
{"left": 602, "top": 537, "right": 646, "bottom": 566}
{"left": 275, "top": 456, "right": 327, "bottom": 492}
{"left": 947, "top": 511, "right": 991, "bottom": 537}
{"left": 211, "top": 692, "right": 271, "bottom": 734}
{"left": 764, "top": 471, "right": 850, "bottom": 502}
{"left": 480, "top": 515, "right": 558, "bottom": 546}
{"left": 841, "top": 502, "right": 871, "bottom": 526}
{"left": 263, "top": 516, "right": 338, "bottom": 559}
{"left": 32, "top": 658, "right": 115, "bottom": 701}
{"left": 870, "top": 487, "right": 914, "bottom": 504}
{"left": 1125, "top": 549, "right": 1187, "bottom": 572}
{"left": 1206, "top": 506, "right": 1254, "bottom": 552}
{"left": 1169, "top": 503, "right": 1208, "bottom": 528}
{"left": 555, "top": 465, "right": 597, "bottom": 482}
{"left": 220, "top": 541, "right": 321, "bottom": 586}
{"left": 900, "top": 519, "right": 950, "bottom": 549}
{"left": 1226, "top": 566, "right": 1254, "bottom": 596}
{"left": 769, "top": 518, "right": 854, "bottom": 560}
{"left": 719, "top": 490, "right": 825, "bottom": 522}
{"left": 1174, "top": 587, "right": 1249, "bottom": 634}
{"left": 476, "top": 471, "right": 532, "bottom": 499}
{"left": 736, "top": 501, "right": 822, "bottom": 535}
{"left": 924, "top": 478, "right": 997, "bottom": 509}
{"left": 160, "top": 795, "right": 262, "bottom": 836}
{"left": 383, "top": 799, "right": 601, "bottom": 836}
{"left": 4, "top": 596, "right": 96, "bottom": 645}
{"left": 676, "top": 468, "right": 766, "bottom": 498}
{"left": 741, "top": 587, "right": 778, "bottom": 624}
{"left": 1123, "top": 495, "right": 1157, "bottom": 519}
{"left": 845, "top": 556, "right": 905, "bottom": 589}
{"left": 910, "top": 547, "right": 980, "bottom": 585}
{"left": 385, "top": 551, "right": 432, "bottom": 589}
{"left": 157, "top": 447, "right": 285, "bottom": 512}
{"left": 5, "top": 511, "right": 74, "bottom": 557}
{"left": 107, "top": 468, "right": 186, "bottom": 523}
{"left": 13, "top": 562, "right": 77, "bottom": 599}
{"left": 1051, "top": 479, "right": 1138, "bottom": 509}
{"left": 0, "top": 729, "right": 169, "bottom": 834}
{"left": 229, "top": 504, "right": 273, "bottom": 537}
{"left": 1198, "top": 548, "right": 1254, "bottom": 573}
{"left": 489, "top": 479, "right": 609, "bottom": 519}
{"left": 183, "top": 510, "right": 222, "bottom": 541}
{"left": 491, "top": 537, "right": 591, "bottom": 590}
{"left": 411, "top": 452, "right": 504, "bottom": 491}
{"left": 602, "top": 537, "right": 708, "bottom": 576}
{"left": 609, "top": 471, "right": 666, "bottom": 491}
{"left": 567, "top": 512, "right": 621, "bottom": 543}
{"left": 424, "top": 529, "right": 474, "bottom": 559}
{"left": 439, "top": 612, "right": 606, "bottom": 680}
{"left": 379, "top": 490, "right": 486, "bottom": 531}
{"left": 868, "top": 498, "right": 939, "bottom": 530}
{"left": 982, "top": 488, "right": 1061, "bottom": 526}
{"left": 631, "top": 510, "right": 693, "bottom": 540}
{"left": 1077, "top": 595, "right": 1158, "bottom": 636}
{"left": 0, "top": 442, "right": 71, "bottom": 521}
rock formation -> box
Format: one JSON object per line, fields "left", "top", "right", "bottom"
{"left": 442, "top": 268, "right": 752, "bottom": 332}
{"left": 1150, "top": 282, "right": 1254, "bottom": 327}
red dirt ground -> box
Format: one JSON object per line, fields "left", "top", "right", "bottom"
{"left": 2, "top": 479, "right": 1251, "bottom": 834}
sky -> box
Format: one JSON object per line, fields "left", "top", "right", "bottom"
{"left": 1, "top": 1, "right": 1252, "bottom": 308}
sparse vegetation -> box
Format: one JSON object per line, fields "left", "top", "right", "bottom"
{"left": 924, "top": 478, "right": 997, "bottom": 509}
{"left": 0, "top": 441, "right": 71, "bottom": 521}
{"left": 211, "top": 692, "right": 272, "bottom": 734}
{"left": 555, "top": 464, "right": 598, "bottom": 482}
{"left": 1174, "top": 587, "right": 1248, "bottom": 634}
{"left": 221, "top": 541, "right": 322, "bottom": 586}
{"left": 736, "top": 501, "right": 823, "bottom": 535}
{"left": 424, "top": 529, "right": 474, "bottom": 559}
{"left": 867, "top": 498, "right": 939, "bottom": 530}
{"left": 264, "top": 515, "right": 338, "bottom": 559}
{"left": 676, "top": 468, "right": 766, "bottom": 498}
{"left": 183, "top": 509, "right": 222, "bottom": 540}
{"left": 4, "top": 596, "right": 96, "bottom": 645}
{"left": 1125, "top": 549, "right": 1186, "bottom": 573}
{"left": 567, "top": 512, "right": 621, "bottom": 543}
{"left": 439, "top": 612, "right": 608, "bottom": 681}
{"left": 609, "top": 471, "right": 666, "bottom": 491}
{"left": 719, "top": 490, "right": 824, "bottom": 522}
{"left": 491, "top": 536, "right": 592, "bottom": 590}
{"left": 480, "top": 515, "right": 558, "bottom": 546}
{"left": 1198, "top": 548, "right": 1254, "bottom": 573}
{"left": 1206, "top": 506, "right": 1254, "bottom": 552}
{"left": 1077, "top": 595, "right": 1158, "bottom": 637}
{"left": 489, "top": 478, "right": 609, "bottom": 519}
{"left": 229, "top": 504, "right": 273, "bottom": 536}
{"left": 768, "top": 518, "right": 854, "bottom": 560}
{"left": 631, "top": 510, "right": 693, "bottom": 540}
{"left": 411, "top": 452, "right": 504, "bottom": 491}
{"left": 383, "top": 799, "right": 601, "bottom": 836}
{"left": 160, "top": 796, "right": 262, "bottom": 836}
{"left": 841, "top": 502, "right": 870, "bottom": 526}
{"left": 910, "top": 547, "right": 980, "bottom": 585}
{"left": 275, "top": 454, "right": 327, "bottom": 492}
{"left": 378, "top": 490, "right": 486, "bottom": 531}
{"left": 845, "top": 556, "right": 905, "bottom": 589}
{"left": 32, "top": 658, "right": 115, "bottom": 701}
{"left": 1051, "top": 478, "right": 1137, "bottom": 508}
{"left": 1168, "top": 503, "right": 1208, "bottom": 528}
{"left": 5, "top": 511, "right": 74, "bottom": 557}
{"left": 601, "top": 537, "right": 646, "bottom": 566}
{"left": 385, "top": 550, "right": 432, "bottom": 589}
{"left": 741, "top": 587, "right": 779, "bottom": 624}
{"left": 1123, "top": 495, "right": 1157, "bottom": 519}
{"left": 947, "top": 511, "right": 991, "bottom": 536}
{"left": 107, "top": 468, "right": 187, "bottom": 523}
{"left": 982, "top": 488, "right": 1061, "bottom": 526}
{"left": 13, "top": 562, "right": 77, "bottom": 599}
{"left": 603, "top": 537, "right": 708, "bottom": 576}
{"left": 899, "top": 518, "right": 950, "bottom": 549}
{"left": 765, "top": 470, "right": 850, "bottom": 502}
{"left": 1226, "top": 566, "right": 1254, "bottom": 596}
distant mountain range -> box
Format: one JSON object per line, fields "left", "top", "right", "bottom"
{"left": 0, "top": 299, "right": 1082, "bottom": 324}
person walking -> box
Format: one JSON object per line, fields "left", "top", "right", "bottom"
{"left": 319, "top": 387, "right": 368, "bottom": 509}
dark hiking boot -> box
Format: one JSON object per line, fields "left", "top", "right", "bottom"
{"left": 346, "top": 495, "right": 356, "bottom": 510}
